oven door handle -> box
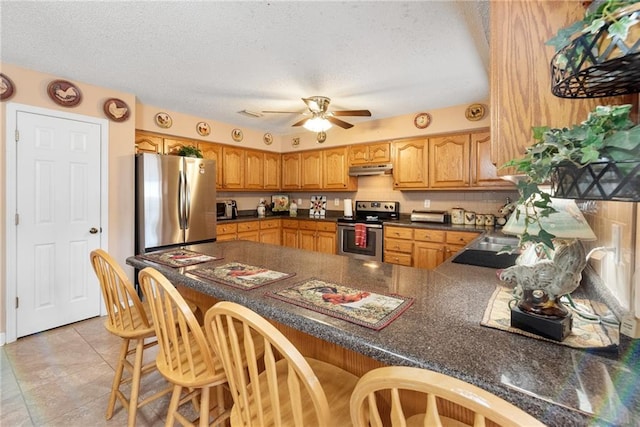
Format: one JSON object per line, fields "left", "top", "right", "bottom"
{"left": 337, "top": 223, "right": 383, "bottom": 229}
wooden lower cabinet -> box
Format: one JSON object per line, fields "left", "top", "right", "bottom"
{"left": 260, "top": 219, "right": 281, "bottom": 245}
{"left": 385, "top": 226, "right": 480, "bottom": 269}
{"left": 216, "top": 222, "right": 238, "bottom": 241}
{"left": 281, "top": 219, "right": 299, "bottom": 248}
{"left": 282, "top": 219, "right": 336, "bottom": 254}
{"left": 237, "top": 221, "right": 260, "bottom": 242}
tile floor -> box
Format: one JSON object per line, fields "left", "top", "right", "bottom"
{"left": 0, "top": 316, "right": 191, "bottom": 426}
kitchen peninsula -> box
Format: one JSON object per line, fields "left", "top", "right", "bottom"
{"left": 127, "top": 240, "right": 639, "bottom": 426}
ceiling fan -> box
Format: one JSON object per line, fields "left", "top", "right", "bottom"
{"left": 262, "top": 96, "right": 371, "bottom": 130}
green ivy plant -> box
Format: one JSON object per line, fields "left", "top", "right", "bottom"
{"left": 177, "top": 145, "right": 203, "bottom": 158}
{"left": 502, "top": 104, "right": 640, "bottom": 249}
{"left": 547, "top": 0, "right": 639, "bottom": 69}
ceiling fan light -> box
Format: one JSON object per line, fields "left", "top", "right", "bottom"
{"left": 303, "top": 117, "right": 332, "bottom": 132}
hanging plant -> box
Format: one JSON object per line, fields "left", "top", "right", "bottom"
{"left": 502, "top": 104, "right": 640, "bottom": 248}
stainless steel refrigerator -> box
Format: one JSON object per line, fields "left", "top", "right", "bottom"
{"left": 135, "top": 153, "right": 217, "bottom": 254}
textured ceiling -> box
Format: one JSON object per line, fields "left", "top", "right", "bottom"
{"left": 1, "top": 1, "right": 490, "bottom": 135}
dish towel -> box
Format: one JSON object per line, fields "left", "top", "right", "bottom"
{"left": 355, "top": 223, "right": 367, "bottom": 247}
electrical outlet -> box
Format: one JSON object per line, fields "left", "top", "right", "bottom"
{"left": 334, "top": 198, "right": 340, "bottom": 206}
{"left": 297, "top": 198, "right": 302, "bottom": 205}
{"left": 621, "top": 314, "right": 640, "bottom": 338}
{"left": 423, "top": 199, "right": 431, "bottom": 208}
{"left": 612, "top": 224, "right": 621, "bottom": 264}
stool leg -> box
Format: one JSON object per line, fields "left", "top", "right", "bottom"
{"left": 107, "top": 338, "right": 130, "bottom": 419}
{"left": 127, "top": 337, "right": 146, "bottom": 427}
{"left": 165, "top": 384, "right": 182, "bottom": 427}
{"left": 199, "top": 385, "right": 210, "bottom": 427}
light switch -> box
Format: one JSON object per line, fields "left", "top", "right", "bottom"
{"left": 334, "top": 198, "right": 340, "bottom": 206}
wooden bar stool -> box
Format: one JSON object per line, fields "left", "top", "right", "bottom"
{"left": 205, "top": 300, "right": 360, "bottom": 427}
{"left": 350, "top": 366, "right": 546, "bottom": 427}
{"left": 89, "top": 249, "right": 171, "bottom": 426}
{"left": 138, "top": 267, "right": 231, "bottom": 427}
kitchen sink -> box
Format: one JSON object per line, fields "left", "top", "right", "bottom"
{"left": 452, "top": 234, "right": 520, "bottom": 269}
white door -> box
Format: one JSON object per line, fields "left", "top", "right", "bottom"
{"left": 15, "top": 111, "right": 103, "bottom": 337}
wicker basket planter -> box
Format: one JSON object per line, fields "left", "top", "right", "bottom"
{"left": 550, "top": 3, "right": 640, "bottom": 98}
{"left": 551, "top": 160, "right": 640, "bottom": 201}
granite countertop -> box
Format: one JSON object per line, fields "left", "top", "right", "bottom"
{"left": 127, "top": 241, "right": 639, "bottom": 426}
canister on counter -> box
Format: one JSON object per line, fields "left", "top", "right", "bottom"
{"left": 475, "top": 214, "right": 485, "bottom": 226}
{"left": 485, "top": 214, "right": 495, "bottom": 226}
{"left": 451, "top": 208, "right": 464, "bottom": 225}
{"left": 464, "top": 211, "right": 476, "bottom": 225}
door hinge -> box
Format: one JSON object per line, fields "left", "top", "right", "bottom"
{"left": 15, "top": 213, "right": 19, "bottom": 225}
{"left": 16, "top": 297, "right": 19, "bottom": 309}
{"left": 15, "top": 129, "right": 19, "bottom": 142}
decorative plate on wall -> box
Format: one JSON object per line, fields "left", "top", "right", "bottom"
{"left": 465, "top": 103, "right": 486, "bottom": 121}
{"left": 47, "top": 80, "right": 81, "bottom": 107}
{"left": 0, "top": 73, "right": 15, "bottom": 101}
{"left": 263, "top": 132, "right": 273, "bottom": 145}
{"left": 232, "top": 128, "right": 243, "bottom": 142}
{"left": 413, "top": 112, "right": 431, "bottom": 129}
{"left": 197, "top": 121, "right": 211, "bottom": 136}
{"left": 103, "top": 98, "right": 130, "bottom": 122}
{"left": 155, "top": 112, "right": 173, "bottom": 128}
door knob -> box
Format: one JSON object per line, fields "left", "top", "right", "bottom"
{"left": 89, "top": 227, "right": 99, "bottom": 234}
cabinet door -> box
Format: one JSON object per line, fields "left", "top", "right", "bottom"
{"left": 260, "top": 228, "right": 281, "bottom": 245}
{"left": 245, "top": 149, "right": 264, "bottom": 189}
{"left": 299, "top": 229, "right": 316, "bottom": 252}
{"left": 301, "top": 150, "right": 323, "bottom": 189}
{"left": 198, "top": 141, "right": 223, "bottom": 189}
{"left": 135, "top": 131, "right": 162, "bottom": 154}
{"left": 392, "top": 139, "right": 428, "bottom": 189}
{"left": 368, "top": 143, "right": 391, "bottom": 163}
{"left": 282, "top": 153, "right": 301, "bottom": 190}
{"left": 282, "top": 227, "right": 299, "bottom": 248}
{"left": 237, "top": 231, "right": 260, "bottom": 242}
{"left": 429, "top": 134, "right": 470, "bottom": 188}
{"left": 323, "top": 147, "right": 354, "bottom": 190}
{"left": 316, "top": 231, "right": 336, "bottom": 255}
{"left": 163, "top": 138, "right": 190, "bottom": 156}
{"left": 222, "top": 147, "right": 245, "bottom": 189}
{"left": 348, "top": 145, "right": 370, "bottom": 165}
{"left": 471, "top": 131, "right": 512, "bottom": 188}
{"left": 413, "top": 242, "right": 445, "bottom": 270}
{"left": 490, "top": 0, "right": 634, "bottom": 175}
{"left": 444, "top": 244, "right": 465, "bottom": 261}
{"left": 263, "top": 152, "right": 281, "bottom": 190}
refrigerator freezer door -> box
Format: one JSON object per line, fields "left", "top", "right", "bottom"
{"left": 136, "top": 154, "right": 183, "bottom": 252}
{"left": 183, "top": 157, "right": 217, "bottom": 244}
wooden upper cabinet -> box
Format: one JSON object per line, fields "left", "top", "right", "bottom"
{"left": 490, "top": 0, "right": 635, "bottom": 175}
{"left": 392, "top": 138, "right": 428, "bottom": 189}
{"left": 471, "top": 131, "right": 513, "bottom": 188}
{"left": 348, "top": 142, "right": 391, "bottom": 165}
{"left": 263, "top": 152, "right": 281, "bottom": 190}
{"left": 282, "top": 152, "right": 301, "bottom": 190}
{"left": 301, "top": 150, "right": 323, "bottom": 190}
{"left": 428, "top": 134, "right": 470, "bottom": 188}
{"left": 163, "top": 138, "right": 190, "bottom": 156}
{"left": 244, "top": 149, "right": 264, "bottom": 189}
{"left": 222, "top": 146, "right": 244, "bottom": 189}
{"left": 135, "top": 131, "right": 162, "bottom": 154}
{"left": 198, "top": 141, "right": 223, "bottom": 189}
{"left": 323, "top": 147, "right": 356, "bottom": 190}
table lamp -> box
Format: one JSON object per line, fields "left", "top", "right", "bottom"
{"left": 499, "top": 197, "right": 596, "bottom": 341}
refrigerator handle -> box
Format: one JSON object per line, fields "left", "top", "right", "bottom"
{"left": 178, "top": 170, "right": 186, "bottom": 229}
{"left": 184, "top": 171, "right": 191, "bottom": 229}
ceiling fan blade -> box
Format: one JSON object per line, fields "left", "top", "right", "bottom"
{"left": 330, "top": 110, "right": 371, "bottom": 117}
{"left": 262, "top": 110, "right": 304, "bottom": 114}
{"left": 326, "top": 116, "right": 354, "bottom": 129}
{"left": 292, "top": 117, "right": 309, "bottom": 127}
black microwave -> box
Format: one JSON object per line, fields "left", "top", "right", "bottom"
{"left": 216, "top": 200, "right": 237, "bottom": 220}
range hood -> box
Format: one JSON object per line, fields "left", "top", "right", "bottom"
{"left": 348, "top": 163, "right": 393, "bottom": 176}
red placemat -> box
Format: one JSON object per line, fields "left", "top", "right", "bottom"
{"left": 138, "top": 249, "right": 220, "bottom": 267}
{"left": 269, "top": 278, "right": 413, "bottom": 330}
{"left": 190, "top": 262, "right": 295, "bottom": 290}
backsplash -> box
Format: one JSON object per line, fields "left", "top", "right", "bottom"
{"left": 583, "top": 200, "right": 638, "bottom": 314}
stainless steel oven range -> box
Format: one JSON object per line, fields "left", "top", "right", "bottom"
{"left": 336, "top": 200, "right": 400, "bottom": 262}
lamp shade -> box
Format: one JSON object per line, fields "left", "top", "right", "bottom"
{"left": 303, "top": 116, "right": 332, "bottom": 132}
{"left": 502, "top": 197, "right": 596, "bottom": 240}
